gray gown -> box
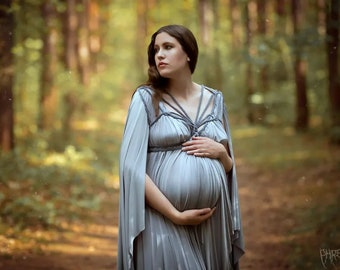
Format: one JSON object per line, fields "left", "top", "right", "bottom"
{"left": 118, "top": 86, "right": 244, "bottom": 270}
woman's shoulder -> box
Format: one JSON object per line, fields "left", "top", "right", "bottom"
{"left": 202, "top": 85, "right": 224, "bottom": 99}
{"left": 131, "top": 85, "right": 154, "bottom": 104}
{"left": 135, "top": 85, "right": 154, "bottom": 97}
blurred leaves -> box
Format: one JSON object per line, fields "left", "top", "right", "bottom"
{"left": 0, "top": 143, "right": 106, "bottom": 229}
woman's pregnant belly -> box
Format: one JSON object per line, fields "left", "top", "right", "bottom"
{"left": 147, "top": 151, "right": 225, "bottom": 211}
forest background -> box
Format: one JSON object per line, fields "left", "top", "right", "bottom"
{"left": 0, "top": 0, "right": 339, "bottom": 269}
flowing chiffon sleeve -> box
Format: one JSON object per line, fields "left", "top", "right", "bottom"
{"left": 221, "top": 99, "right": 245, "bottom": 269}
{"left": 117, "top": 88, "right": 151, "bottom": 270}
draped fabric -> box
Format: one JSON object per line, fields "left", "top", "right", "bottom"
{"left": 118, "top": 86, "right": 244, "bottom": 270}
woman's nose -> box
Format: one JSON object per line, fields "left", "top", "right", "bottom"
{"left": 156, "top": 49, "right": 164, "bottom": 58}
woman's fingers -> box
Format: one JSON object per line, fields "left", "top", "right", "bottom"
{"left": 182, "top": 137, "right": 206, "bottom": 154}
{"left": 182, "top": 137, "right": 221, "bottom": 158}
{"left": 177, "top": 207, "right": 216, "bottom": 225}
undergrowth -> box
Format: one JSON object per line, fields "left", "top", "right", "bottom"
{"left": 0, "top": 150, "right": 103, "bottom": 228}
{"left": 0, "top": 135, "right": 114, "bottom": 229}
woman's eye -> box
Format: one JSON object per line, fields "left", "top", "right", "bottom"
{"left": 165, "top": 45, "right": 172, "bottom": 50}
{"left": 154, "top": 47, "right": 159, "bottom": 53}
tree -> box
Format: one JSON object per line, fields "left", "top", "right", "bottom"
{"left": 88, "top": 0, "right": 101, "bottom": 73}
{"left": 228, "top": 0, "right": 242, "bottom": 50}
{"left": 257, "top": 0, "right": 269, "bottom": 94}
{"left": 326, "top": 0, "right": 340, "bottom": 143}
{"left": 38, "top": 0, "right": 58, "bottom": 130}
{"left": 243, "top": 0, "right": 256, "bottom": 123}
{"left": 0, "top": 0, "right": 15, "bottom": 152}
{"left": 136, "top": 0, "right": 150, "bottom": 79}
{"left": 63, "top": 0, "right": 78, "bottom": 74}
{"left": 77, "top": 0, "right": 91, "bottom": 87}
{"left": 292, "top": 0, "right": 309, "bottom": 131}
{"left": 61, "top": 0, "right": 79, "bottom": 137}
{"left": 197, "top": 0, "right": 223, "bottom": 89}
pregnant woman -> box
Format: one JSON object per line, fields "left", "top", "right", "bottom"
{"left": 118, "top": 25, "right": 244, "bottom": 270}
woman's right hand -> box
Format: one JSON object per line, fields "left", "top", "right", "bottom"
{"left": 173, "top": 207, "right": 216, "bottom": 226}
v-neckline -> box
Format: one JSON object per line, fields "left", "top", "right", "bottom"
{"left": 162, "top": 85, "right": 204, "bottom": 124}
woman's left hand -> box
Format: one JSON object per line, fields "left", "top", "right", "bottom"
{"left": 182, "top": 136, "right": 226, "bottom": 159}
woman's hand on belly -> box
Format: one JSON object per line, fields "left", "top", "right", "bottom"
{"left": 182, "top": 136, "right": 225, "bottom": 159}
{"left": 182, "top": 136, "right": 233, "bottom": 172}
{"left": 145, "top": 174, "right": 216, "bottom": 226}
{"left": 173, "top": 207, "right": 216, "bottom": 226}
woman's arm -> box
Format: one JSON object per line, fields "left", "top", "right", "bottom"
{"left": 145, "top": 174, "right": 216, "bottom": 225}
{"left": 182, "top": 136, "right": 233, "bottom": 172}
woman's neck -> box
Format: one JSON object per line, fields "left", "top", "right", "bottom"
{"left": 167, "top": 77, "right": 199, "bottom": 100}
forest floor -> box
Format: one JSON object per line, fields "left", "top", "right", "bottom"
{"left": 0, "top": 126, "right": 339, "bottom": 270}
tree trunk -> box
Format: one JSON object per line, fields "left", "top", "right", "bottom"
{"left": 88, "top": 0, "right": 101, "bottom": 73}
{"left": 61, "top": 0, "right": 78, "bottom": 138}
{"left": 198, "top": 0, "right": 213, "bottom": 47}
{"left": 317, "top": 0, "right": 326, "bottom": 35}
{"left": 212, "top": 0, "right": 223, "bottom": 90}
{"left": 244, "top": 1, "right": 256, "bottom": 123}
{"left": 257, "top": 0, "right": 269, "bottom": 94}
{"left": 257, "top": 0, "right": 266, "bottom": 34}
{"left": 136, "top": 0, "right": 149, "bottom": 78}
{"left": 292, "top": 0, "right": 309, "bottom": 131}
{"left": 198, "top": 0, "right": 222, "bottom": 88}
{"left": 64, "top": 0, "right": 78, "bottom": 73}
{"left": 77, "top": 0, "right": 91, "bottom": 87}
{"left": 0, "top": 0, "right": 15, "bottom": 152}
{"left": 275, "top": 0, "right": 287, "bottom": 35}
{"left": 38, "top": 0, "right": 58, "bottom": 130}
{"left": 326, "top": 0, "right": 340, "bottom": 143}
{"left": 229, "top": 0, "right": 242, "bottom": 50}
{"left": 13, "top": 2, "right": 29, "bottom": 114}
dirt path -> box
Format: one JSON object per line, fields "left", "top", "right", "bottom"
{"left": 0, "top": 156, "right": 301, "bottom": 270}
{"left": 237, "top": 160, "right": 293, "bottom": 269}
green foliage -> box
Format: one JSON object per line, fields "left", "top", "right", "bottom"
{"left": 2, "top": 196, "right": 56, "bottom": 227}
{"left": 0, "top": 144, "right": 107, "bottom": 228}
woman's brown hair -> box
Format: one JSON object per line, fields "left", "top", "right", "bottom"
{"left": 144, "top": 25, "right": 199, "bottom": 115}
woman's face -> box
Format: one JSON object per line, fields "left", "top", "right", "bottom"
{"left": 154, "top": 32, "right": 190, "bottom": 79}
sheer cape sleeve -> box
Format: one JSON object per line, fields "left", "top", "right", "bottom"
{"left": 220, "top": 96, "right": 245, "bottom": 269}
{"left": 117, "top": 88, "right": 151, "bottom": 270}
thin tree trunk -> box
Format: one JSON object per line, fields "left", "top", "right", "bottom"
{"left": 77, "top": 0, "right": 91, "bottom": 87}
{"left": 61, "top": 0, "right": 78, "bottom": 137}
{"left": 229, "top": 0, "right": 242, "bottom": 50}
{"left": 257, "top": 0, "right": 269, "bottom": 94}
{"left": 198, "top": 0, "right": 220, "bottom": 87}
{"left": 292, "top": 0, "right": 309, "bottom": 131}
{"left": 326, "top": 0, "right": 340, "bottom": 142}
{"left": 0, "top": 0, "right": 15, "bottom": 151}
{"left": 276, "top": 0, "right": 286, "bottom": 17}
{"left": 244, "top": 1, "right": 256, "bottom": 123}
{"left": 275, "top": 0, "right": 287, "bottom": 35}
{"left": 13, "top": 2, "right": 29, "bottom": 114}
{"left": 64, "top": 0, "right": 78, "bottom": 73}
{"left": 317, "top": 0, "right": 326, "bottom": 35}
{"left": 212, "top": 0, "right": 223, "bottom": 90}
{"left": 88, "top": 0, "right": 101, "bottom": 73}
{"left": 38, "top": 0, "right": 58, "bottom": 130}
{"left": 198, "top": 0, "right": 213, "bottom": 47}
{"left": 136, "top": 0, "right": 149, "bottom": 78}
